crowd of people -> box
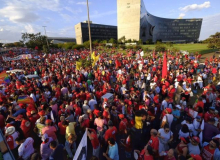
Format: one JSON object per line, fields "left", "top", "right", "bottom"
{"left": 0, "top": 47, "right": 220, "bottom": 160}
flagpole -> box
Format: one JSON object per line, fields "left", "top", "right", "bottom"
{"left": 86, "top": 0, "right": 92, "bottom": 60}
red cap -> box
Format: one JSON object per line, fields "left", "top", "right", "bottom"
{"left": 180, "top": 137, "right": 187, "bottom": 143}
{"left": 104, "top": 98, "right": 108, "bottom": 102}
{"left": 45, "top": 119, "right": 52, "bottom": 124}
{"left": 166, "top": 108, "right": 172, "bottom": 113}
{"left": 38, "top": 110, "right": 45, "bottom": 116}
{"left": 118, "top": 114, "right": 124, "bottom": 119}
{"left": 192, "top": 136, "right": 200, "bottom": 143}
{"left": 191, "top": 154, "right": 202, "bottom": 160}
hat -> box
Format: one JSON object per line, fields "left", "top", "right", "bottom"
{"left": 45, "top": 119, "right": 52, "bottom": 124}
{"left": 166, "top": 108, "right": 172, "bottom": 113}
{"left": 38, "top": 110, "right": 45, "bottom": 116}
{"left": 192, "top": 136, "right": 200, "bottom": 143}
{"left": 118, "top": 114, "right": 124, "bottom": 119}
{"left": 176, "top": 105, "right": 181, "bottom": 110}
{"left": 190, "top": 154, "right": 202, "bottom": 160}
{"left": 84, "top": 100, "right": 88, "bottom": 104}
{"left": 210, "top": 107, "right": 215, "bottom": 110}
{"left": 108, "top": 120, "right": 113, "bottom": 126}
{"left": 5, "top": 126, "right": 15, "bottom": 135}
{"left": 104, "top": 98, "right": 108, "bottom": 102}
{"left": 41, "top": 133, "right": 48, "bottom": 142}
{"left": 180, "top": 137, "right": 188, "bottom": 143}
{"left": 195, "top": 116, "right": 201, "bottom": 120}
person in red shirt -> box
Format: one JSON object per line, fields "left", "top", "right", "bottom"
{"left": 87, "top": 128, "right": 100, "bottom": 158}
{"left": 201, "top": 139, "right": 219, "bottom": 160}
{"left": 80, "top": 114, "right": 90, "bottom": 129}
{"left": 104, "top": 120, "right": 117, "bottom": 142}
{"left": 148, "top": 129, "right": 159, "bottom": 156}
{"left": 204, "top": 107, "right": 215, "bottom": 122}
{"left": 118, "top": 114, "right": 128, "bottom": 135}
{"left": 58, "top": 116, "right": 66, "bottom": 144}
{"left": 135, "top": 145, "right": 154, "bottom": 160}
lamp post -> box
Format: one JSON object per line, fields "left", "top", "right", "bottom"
{"left": 86, "top": 0, "right": 92, "bottom": 57}
{"left": 42, "top": 26, "right": 50, "bottom": 51}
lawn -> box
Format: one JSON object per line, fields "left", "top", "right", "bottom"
{"left": 141, "top": 43, "right": 219, "bottom": 54}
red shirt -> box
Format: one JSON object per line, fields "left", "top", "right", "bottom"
{"left": 201, "top": 145, "right": 215, "bottom": 160}
{"left": 81, "top": 119, "right": 90, "bottom": 128}
{"left": 139, "top": 149, "right": 154, "bottom": 160}
{"left": 90, "top": 133, "right": 99, "bottom": 149}
{"left": 20, "top": 119, "right": 31, "bottom": 138}
{"left": 104, "top": 126, "right": 117, "bottom": 141}
{"left": 204, "top": 112, "right": 214, "bottom": 122}
{"left": 148, "top": 136, "right": 159, "bottom": 152}
{"left": 58, "top": 122, "right": 66, "bottom": 135}
{"left": 119, "top": 118, "right": 128, "bottom": 133}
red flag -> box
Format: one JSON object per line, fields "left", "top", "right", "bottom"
{"left": 115, "top": 60, "right": 121, "bottom": 69}
{"left": 162, "top": 52, "right": 167, "bottom": 79}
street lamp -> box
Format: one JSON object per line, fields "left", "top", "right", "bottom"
{"left": 42, "top": 26, "right": 50, "bottom": 50}
{"left": 86, "top": 0, "right": 92, "bottom": 56}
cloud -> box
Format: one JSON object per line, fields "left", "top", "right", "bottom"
{"left": 178, "top": 13, "right": 185, "bottom": 18}
{"left": 24, "top": 24, "right": 35, "bottom": 33}
{"left": 76, "top": 1, "right": 91, "bottom": 5}
{"left": 64, "top": 7, "right": 82, "bottom": 14}
{"left": 0, "top": 0, "right": 61, "bottom": 23}
{"left": 89, "top": 10, "right": 117, "bottom": 19}
{"left": 0, "top": 28, "right": 3, "bottom": 31}
{"left": 200, "top": 13, "right": 220, "bottom": 40}
{"left": 179, "top": 1, "right": 210, "bottom": 12}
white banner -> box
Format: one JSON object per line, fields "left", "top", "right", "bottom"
{"left": 73, "top": 129, "right": 87, "bottom": 160}
{"left": 3, "top": 54, "right": 32, "bottom": 61}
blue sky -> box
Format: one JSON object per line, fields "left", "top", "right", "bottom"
{"left": 0, "top": 0, "right": 220, "bottom": 42}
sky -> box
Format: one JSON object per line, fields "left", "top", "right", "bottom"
{"left": 0, "top": 0, "right": 220, "bottom": 43}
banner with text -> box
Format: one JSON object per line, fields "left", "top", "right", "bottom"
{"left": 3, "top": 54, "right": 32, "bottom": 61}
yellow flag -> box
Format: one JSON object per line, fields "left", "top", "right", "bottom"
{"left": 76, "top": 61, "right": 82, "bottom": 70}
{"left": 91, "top": 51, "right": 95, "bottom": 60}
{"left": 92, "top": 54, "right": 100, "bottom": 67}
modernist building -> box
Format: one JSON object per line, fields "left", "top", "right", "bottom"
{"left": 75, "top": 21, "right": 117, "bottom": 45}
{"left": 47, "top": 37, "right": 76, "bottom": 44}
{"left": 117, "top": 0, "right": 203, "bottom": 43}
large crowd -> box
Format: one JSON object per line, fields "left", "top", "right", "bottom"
{"left": 0, "top": 48, "right": 220, "bottom": 160}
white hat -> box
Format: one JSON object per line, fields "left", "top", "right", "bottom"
{"left": 42, "top": 133, "right": 48, "bottom": 142}
{"left": 5, "top": 126, "right": 15, "bottom": 135}
{"left": 84, "top": 100, "right": 88, "bottom": 104}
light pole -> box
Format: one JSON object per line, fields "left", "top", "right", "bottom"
{"left": 42, "top": 26, "right": 50, "bottom": 50}
{"left": 86, "top": 0, "right": 92, "bottom": 57}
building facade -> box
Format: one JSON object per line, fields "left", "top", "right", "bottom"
{"left": 75, "top": 22, "right": 117, "bottom": 45}
{"left": 47, "top": 37, "right": 76, "bottom": 44}
{"left": 117, "top": 0, "right": 203, "bottom": 43}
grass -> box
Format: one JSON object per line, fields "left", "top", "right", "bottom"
{"left": 97, "top": 43, "right": 219, "bottom": 55}
{"left": 141, "top": 43, "right": 219, "bottom": 54}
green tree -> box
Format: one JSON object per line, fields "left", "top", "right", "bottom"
{"left": 137, "top": 39, "right": 143, "bottom": 45}
{"left": 118, "top": 36, "right": 126, "bottom": 44}
{"left": 166, "top": 42, "right": 173, "bottom": 47}
{"left": 155, "top": 44, "right": 167, "bottom": 52}
{"left": 206, "top": 32, "right": 220, "bottom": 49}
{"left": 108, "top": 38, "right": 117, "bottom": 44}
{"left": 83, "top": 41, "right": 90, "bottom": 48}
{"left": 21, "top": 32, "right": 47, "bottom": 49}
{"left": 146, "top": 39, "right": 153, "bottom": 44}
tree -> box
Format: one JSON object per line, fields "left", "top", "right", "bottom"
{"left": 206, "top": 32, "right": 220, "bottom": 49}
{"left": 21, "top": 32, "right": 47, "bottom": 49}
{"left": 83, "top": 41, "right": 90, "bottom": 49}
{"left": 108, "top": 38, "right": 116, "bottom": 44}
{"left": 0, "top": 43, "right": 3, "bottom": 47}
{"left": 137, "top": 39, "right": 143, "bottom": 45}
{"left": 118, "top": 36, "right": 126, "bottom": 44}
{"left": 166, "top": 42, "right": 173, "bottom": 47}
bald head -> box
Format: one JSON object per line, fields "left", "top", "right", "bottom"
{"left": 150, "top": 129, "right": 158, "bottom": 136}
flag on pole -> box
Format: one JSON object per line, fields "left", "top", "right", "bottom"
{"left": 76, "top": 61, "right": 82, "bottom": 70}
{"left": 162, "top": 52, "right": 167, "bottom": 79}
{"left": 73, "top": 129, "right": 87, "bottom": 160}
{"left": 92, "top": 54, "right": 100, "bottom": 67}
{"left": 91, "top": 51, "right": 95, "bottom": 60}
{"left": 0, "top": 71, "right": 10, "bottom": 84}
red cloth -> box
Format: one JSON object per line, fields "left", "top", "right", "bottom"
{"left": 162, "top": 52, "right": 167, "bottom": 79}
{"left": 58, "top": 122, "right": 66, "bottom": 135}
{"left": 90, "top": 133, "right": 99, "bottom": 149}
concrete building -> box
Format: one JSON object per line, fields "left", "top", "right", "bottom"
{"left": 117, "top": 0, "right": 202, "bottom": 43}
{"left": 75, "top": 21, "right": 117, "bottom": 44}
